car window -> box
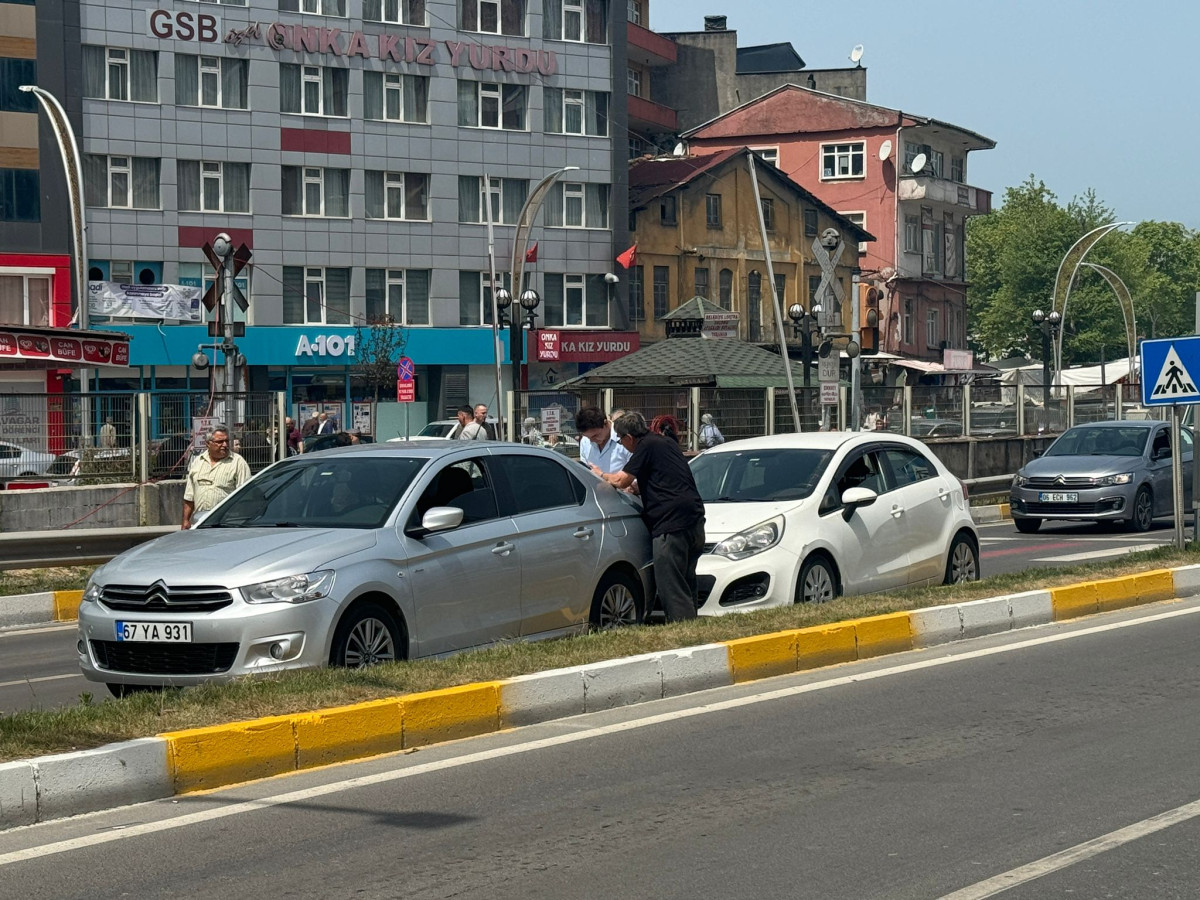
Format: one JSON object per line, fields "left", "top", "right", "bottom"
{"left": 0, "top": 445, "right": 18, "bottom": 459}
{"left": 820, "top": 449, "right": 887, "bottom": 513}
{"left": 1183, "top": 429, "right": 1194, "bottom": 451}
{"left": 413, "top": 458, "right": 499, "bottom": 525}
{"left": 691, "top": 448, "right": 832, "bottom": 502}
{"left": 881, "top": 446, "right": 935, "bottom": 488}
{"left": 491, "top": 454, "right": 585, "bottom": 515}
{"left": 1047, "top": 425, "right": 1149, "bottom": 457}
{"left": 1152, "top": 429, "right": 1172, "bottom": 459}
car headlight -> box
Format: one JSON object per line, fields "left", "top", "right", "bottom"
{"left": 1013, "top": 473, "right": 1030, "bottom": 487}
{"left": 710, "top": 516, "right": 784, "bottom": 560}
{"left": 242, "top": 570, "right": 335, "bottom": 604}
{"left": 82, "top": 579, "right": 102, "bottom": 603}
{"left": 1096, "top": 472, "right": 1134, "bottom": 487}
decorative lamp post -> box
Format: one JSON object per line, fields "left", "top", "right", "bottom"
{"left": 1031, "top": 308, "right": 1062, "bottom": 410}
{"left": 788, "top": 301, "right": 823, "bottom": 388}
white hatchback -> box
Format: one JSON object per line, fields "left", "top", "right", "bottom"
{"left": 691, "top": 432, "right": 979, "bottom": 613}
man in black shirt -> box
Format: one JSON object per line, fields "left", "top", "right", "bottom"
{"left": 601, "top": 411, "right": 706, "bottom": 621}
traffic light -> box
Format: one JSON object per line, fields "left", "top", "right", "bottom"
{"left": 859, "top": 284, "right": 881, "bottom": 355}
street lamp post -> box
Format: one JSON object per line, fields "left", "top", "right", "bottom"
{"left": 1032, "top": 308, "right": 1062, "bottom": 411}
{"left": 787, "top": 301, "right": 823, "bottom": 388}
{"left": 495, "top": 287, "right": 542, "bottom": 396}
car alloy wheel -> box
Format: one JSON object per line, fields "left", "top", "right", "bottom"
{"left": 1130, "top": 487, "right": 1154, "bottom": 533}
{"left": 589, "top": 570, "right": 643, "bottom": 629}
{"left": 797, "top": 555, "right": 836, "bottom": 604}
{"left": 331, "top": 601, "right": 403, "bottom": 668}
{"left": 945, "top": 534, "right": 979, "bottom": 584}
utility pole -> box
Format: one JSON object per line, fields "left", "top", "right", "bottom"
{"left": 202, "top": 233, "right": 251, "bottom": 420}
{"left": 849, "top": 268, "right": 861, "bottom": 429}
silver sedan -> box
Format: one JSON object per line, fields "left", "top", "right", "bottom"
{"left": 78, "top": 442, "right": 652, "bottom": 695}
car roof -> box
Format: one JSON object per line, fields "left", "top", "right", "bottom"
{"left": 1065, "top": 420, "right": 1163, "bottom": 429}
{"left": 699, "top": 431, "right": 924, "bottom": 453}
{"left": 294, "top": 440, "right": 571, "bottom": 461}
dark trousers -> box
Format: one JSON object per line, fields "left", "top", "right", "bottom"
{"left": 652, "top": 518, "right": 706, "bottom": 622}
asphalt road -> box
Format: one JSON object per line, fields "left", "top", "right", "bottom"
{"left": 0, "top": 518, "right": 1187, "bottom": 714}
{"left": 5, "top": 598, "right": 1200, "bottom": 898}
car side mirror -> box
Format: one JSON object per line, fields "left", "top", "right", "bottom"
{"left": 840, "top": 486, "right": 878, "bottom": 520}
{"left": 1155, "top": 446, "right": 1171, "bottom": 461}
{"left": 420, "top": 506, "right": 464, "bottom": 534}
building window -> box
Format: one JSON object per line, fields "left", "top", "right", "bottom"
{"left": 951, "top": 156, "right": 964, "bottom": 183}
{"left": 627, "top": 0, "right": 642, "bottom": 23}
{"left": 719, "top": 268, "right": 733, "bottom": 309}
{"left": 773, "top": 273, "right": 786, "bottom": 312}
{"left": 803, "top": 207, "right": 818, "bottom": 237}
{"left": 931, "top": 150, "right": 944, "bottom": 178}
{"left": 0, "top": 59, "right": 37, "bottom": 112}
{"left": 705, "top": 194, "right": 722, "bottom": 228}
{"left": 82, "top": 47, "right": 158, "bottom": 103}
{"left": 694, "top": 267, "right": 709, "bottom": 298}
{"left": 363, "top": 0, "right": 427, "bottom": 24}
{"left": 545, "top": 0, "right": 607, "bottom": 42}
{"left": 760, "top": 198, "right": 775, "bottom": 231}
{"left": 283, "top": 266, "right": 350, "bottom": 325}
{"left": 545, "top": 182, "right": 609, "bottom": 228}
{"left": 83, "top": 155, "right": 160, "bottom": 209}
{"left": 904, "top": 214, "right": 920, "bottom": 253}
{"left": 628, "top": 136, "right": 649, "bottom": 159}
{"left": 281, "top": 166, "right": 350, "bottom": 217}
{"left": 363, "top": 71, "right": 429, "bottom": 122}
{"left": 821, "top": 142, "right": 864, "bottom": 180}
{"left": 175, "top": 55, "right": 248, "bottom": 109}
{"left": 0, "top": 169, "right": 39, "bottom": 222}
{"left": 751, "top": 147, "right": 779, "bottom": 168}
{"left": 903, "top": 300, "right": 914, "bottom": 345}
{"left": 457, "top": 271, "right": 515, "bottom": 325}
{"left": 543, "top": 273, "right": 607, "bottom": 327}
{"left": 544, "top": 88, "right": 608, "bottom": 135}
{"left": 366, "top": 268, "right": 430, "bottom": 326}
{"left": 659, "top": 196, "right": 676, "bottom": 225}
{"left": 458, "top": 175, "right": 528, "bottom": 224}
{"left": 627, "top": 66, "right": 642, "bottom": 97}
{"left": 461, "top": 0, "right": 525, "bottom": 36}
{"left": 904, "top": 141, "right": 932, "bottom": 175}
{"left": 0, "top": 272, "right": 51, "bottom": 327}
{"left": 279, "top": 0, "right": 347, "bottom": 14}
{"left": 365, "top": 171, "right": 429, "bottom": 220}
{"left": 628, "top": 265, "right": 644, "bottom": 323}
{"left": 839, "top": 211, "right": 867, "bottom": 254}
{"left": 178, "top": 160, "right": 250, "bottom": 213}
{"left": 280, "top": 63, "right": 348, "bottom": 116}
{"left": 926, "top": 308, "right": 940, "bottom": 349}
{"left": 652, "top": 266, "right": 669, "bottom": 319}
{"left": 457, "top": 80, "right": 526, "bottom": 129}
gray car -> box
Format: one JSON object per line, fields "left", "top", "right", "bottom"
{"left": 78, "top": 442, "right": 653, "bottom": 696}
{"left": 1009, "top": 420, "right": 1193, "bottom": 533}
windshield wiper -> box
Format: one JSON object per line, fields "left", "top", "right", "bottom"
{"left": 271, "top": 521, "right": 302, "bottom": 527}
{"left": 709, "top": 495, "right": 751, "bottom": 502}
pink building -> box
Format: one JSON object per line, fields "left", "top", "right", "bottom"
{"left": 684, "top": 85, "right": 994, "bottom": 362}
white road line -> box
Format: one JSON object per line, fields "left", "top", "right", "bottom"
{"left": 0, "top": 674, "right": 79, "bottom": 689}
{"left": 0, "top": 624, "right": 75, "bottom": 639}
{"left": 1032, "top": 548, "right": 1146, "bottom": 563}
{"left": 937, "top": 797, "right": 1200, "bottom": 899}
{"left": 3, "top": 602, "right": 1200, "bottom": 867}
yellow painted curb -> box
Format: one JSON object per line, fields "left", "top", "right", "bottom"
{"left": 164, "top": 714, "right": 297, "bottom": 793}
{"left": 1051, "top": 581, "right": 1100, "bottom": 620}
{"left": 53, "top": 590, "right": 82, "bottom": 622}
{"left": 850, "top": 612, "right": 913, "bottom": 658}
{"left": 295, "top": 698, "right": 404, "bottom": 770}
{"left": 401, "top": 682, "right": 501, "bottom": 748}
{"left": 1108, "top": 570, "right": 1174, "bottom": 611}
{"left": 795, "top": 623, "right": 857, "bottom": 670}
{"left": 726, "top": 631, "right": 798, "bottom": 683}
{"left": 998, "top": 503, "right": 1010, "bottom": 518}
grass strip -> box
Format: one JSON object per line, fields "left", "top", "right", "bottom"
{"left": 1, "top": 544, "right": 1197, "bottom": 763}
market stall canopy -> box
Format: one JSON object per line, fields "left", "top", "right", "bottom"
{"left": 0, "top": 324, "right": 131, "bottom": 367}
{"left": 998, "top": 357, "right": 1135, "bottom": 388}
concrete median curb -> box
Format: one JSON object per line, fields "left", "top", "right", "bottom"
{"left": 4, "top": 562, "right": 1200, "bottom": 831}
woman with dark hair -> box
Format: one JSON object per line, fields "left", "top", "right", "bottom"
{"left": 649, "top": 414, "right": 681, "bottom": 445}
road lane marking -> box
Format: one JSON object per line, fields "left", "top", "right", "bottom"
{"left": 1033, "top": 548, "right": 1148, "bottom": 563}
{"left": 0, "top": 624, "right": 75, "bottom": 639}
{"left": 937, "top": 796, "right": 1200, "bottom": 899}
{"left": 982, "top": 541, "right": 1076, "bottom": 558}
{"left": 3, "top": 601, "right": 1200, "bottom": 867}
{"left": 0, "top": 673, "right": 80, "bottom": 689}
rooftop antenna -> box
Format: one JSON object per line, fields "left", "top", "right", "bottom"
{"left": 849, "top": 44, "right": 864, "bottom": 67}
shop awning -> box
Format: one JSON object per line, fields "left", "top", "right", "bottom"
{"left": 889, "top": 358, "right": 998, "bottom": 376}
{"left": 0, "top": 325, "right": 131, "bottom": 367}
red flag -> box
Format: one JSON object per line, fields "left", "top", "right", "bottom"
{"left": 525, "top": 242, "right": 538, "bottom": 263}
{"left": 616, "top": 244, "right": 638, "bottom": 269}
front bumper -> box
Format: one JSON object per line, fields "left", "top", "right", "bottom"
{"left": 1009, "top": 484, "right": 1136, "bottom": 522}
{"left": 77, "top": 592, "right": 341, "bottom": 687}
{"left": 695, "top": 545, "right": 801, "bottom": 616}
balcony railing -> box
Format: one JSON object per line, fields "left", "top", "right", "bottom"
{"left": 898, "top": 175, "right": 992, "bottom": 215}
{"left": 627, "top": 21, "right": 677, "bottom": 67}
{"left": 627, "top": 94, "right": 677, "bottom": 131}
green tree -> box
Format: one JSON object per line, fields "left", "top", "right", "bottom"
{"left": 353, "top": 314, "right": 408, "bottom": 403}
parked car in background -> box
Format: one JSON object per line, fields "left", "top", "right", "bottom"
{"left": 77, "top": 441, "right": 652, "bottom": 695}
{"left": 48, "top": 448, "right": 133, "bottom": 484}
{"left": 303, "top": 432, "right": 375, "bottom": 454}
{"left": 910, "top": 418, "right": 963, "bottom": 438}
{"left": 388, "top": 418, "right": 499, "bottom": 442}
{"left": 1009, "top": 420, "right": 1192, "bottom": 533}
{"left": 148, "top": 433, "right": 200, "bottom": 479}
{"left": 0, "top": 440, "right": 56, "bottom": 478}
{"left": 690, "top": 432, "right": 979, "bottom": 612}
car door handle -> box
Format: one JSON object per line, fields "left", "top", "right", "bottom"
{"left": 492, "top": 542, "right": 515, "bottom": 557}
{"left": 573, "top": 527, "right": 594, "bottom": 540}
{"left": 891, "top": 504, "right": 905, "bottom": 518}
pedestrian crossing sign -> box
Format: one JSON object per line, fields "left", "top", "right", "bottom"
{"left": 1141, "top": 337, "right": 1200, "bottom": 406}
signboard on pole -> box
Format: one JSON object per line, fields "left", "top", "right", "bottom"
{"left": 701, "top": 312, "right": 739, "bottom": 340}
{"left": 820, "top": 383, "right": 839, "bottom": 406}
{"left": 1141, "top": 337, "right": 1200, "bottom": 406}
{"left": 396, "top": 356, "right": 415, "bottom": 403}
{"left": 818, "top": 353, "right": 839, "bottom": 384}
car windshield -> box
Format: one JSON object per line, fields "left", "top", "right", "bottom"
{"left": 200, "top": 455, "right": 427, "bottom": 529}
{"left": 418, "top": 422, "right": 454, "bottom": 437}
{"left": 691, "top": 448, "right": 832, "bottom": 502}
{"left": 1046, "top": 426, "right": 1150, "bottom": 457}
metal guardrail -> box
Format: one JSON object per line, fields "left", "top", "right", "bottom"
{"left": 0, "top": 526, "right": 177, "bottom": 571}
{"left": 962, "top": 475, "right": 1014, "bottom": 496}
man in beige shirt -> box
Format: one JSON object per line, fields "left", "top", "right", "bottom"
{"left": 181, "top": 425, "right": 252, "bottom": 529}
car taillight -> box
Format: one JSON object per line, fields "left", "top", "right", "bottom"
{"left": 960, "top": 480, "right": 969, "bottom": 503}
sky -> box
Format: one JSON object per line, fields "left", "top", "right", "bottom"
{"left": 651, "top": 0, "right": 1200, "bottom": 230}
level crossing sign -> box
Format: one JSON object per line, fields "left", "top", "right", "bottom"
{"left": 1140, "top": 337, "right": 1200, "bottom": 406}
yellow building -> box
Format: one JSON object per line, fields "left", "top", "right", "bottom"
{"left": 626, "top": 147, "right": 873, "bottom": 345}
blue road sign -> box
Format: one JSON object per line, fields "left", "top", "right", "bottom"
{"left": 1141, "top": 337, "right": 1200, "bottom": 406}
{"left": 397, "top": 356, "right": 415, "bottom": 382}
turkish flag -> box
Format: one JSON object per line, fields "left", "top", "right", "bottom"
{"left": 616, "top": 244, "right": 638, "bottom": 268}
{"left": 525, "top": 242, "right": 538, "bottom": 263}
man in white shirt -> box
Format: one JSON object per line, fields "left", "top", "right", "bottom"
{"left": 575, "top": 406, "right": 631, "bottom": 475}
{"left": 451, "top": 405, "right": 487, "bottom": 441}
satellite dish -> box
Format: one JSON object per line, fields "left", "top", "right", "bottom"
{"left": 849, "top": 44, "right": 864, "bottom": 65}
{"left": 878, "top": 139, "right": 892, "bottom": 161}
{"left": 910, "top": 152, "right": 927, "bottom": 174}
{"left": 672, "top": 141, "right": 686, "bottom": 157}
